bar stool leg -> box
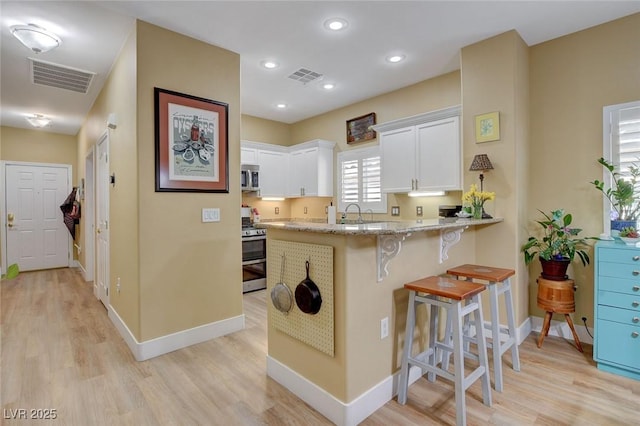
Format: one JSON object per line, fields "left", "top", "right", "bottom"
{"left": 427, "top": 303, "right": 438, "bottom": 382}
{"left": 398, "top": 290, "right": 416, "bottom": 404}
{"left": 488, "top": 283, "right": 504, "bottom": 392}
{"left": 472, "top": 293, "right": 492, "bottom": 407}
{"left": 503, "top": 279, "right": 521, "bottom": 371}
{"left": 451, "top": 301, "right": 466, "bottom": 426}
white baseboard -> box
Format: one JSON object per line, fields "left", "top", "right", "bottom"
{"left": 109, "top": 306, "right": 245, "bottom": 361}
{"left": 529, "top": 314, "right": 593, "bottom": 345}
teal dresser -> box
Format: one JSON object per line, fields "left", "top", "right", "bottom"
{"left": 594, "top": 240, "right": 640, "bottom": 380}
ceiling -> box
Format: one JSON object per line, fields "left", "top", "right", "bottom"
{"left": 2, "top": 1, "right": 639, "bottom": 135}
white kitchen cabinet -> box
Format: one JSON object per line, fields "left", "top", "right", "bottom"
{"left": 287, "top": 140, "right": 335, "bottom": 197}
{"left": 374, "top": 106, "right": 461, "bottom": 193}
{"left": 257, "top": 149, "right": 287, "bottom": 197}
{"left": 241, "top": 146, "right": 258, "bottom": 165}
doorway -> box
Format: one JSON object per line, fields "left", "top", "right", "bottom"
{"left": 2, "top": 161, "right": 72, "bottom": 272}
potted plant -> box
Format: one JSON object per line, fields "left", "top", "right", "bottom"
{"left": 590, "top": 157, "right": 639, "bottom": 231}
{"left": 521, "top": 209, "right": 593, "bottom": 280}
{"left": 461, "top": 183, "right": 495, "bottom": 219}
{"left": 619, "top": 226, "right": 640, "bottom": 245}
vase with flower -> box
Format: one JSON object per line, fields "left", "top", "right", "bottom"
{"left": 462, "top": 183, "right": 495, "bottom": 219}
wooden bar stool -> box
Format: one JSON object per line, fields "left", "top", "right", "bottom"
{"left": 397, "top": 276, "right": 491, "bottom": 426}
{"left": 446, "top": 264, "right": 521, "bottom": 392}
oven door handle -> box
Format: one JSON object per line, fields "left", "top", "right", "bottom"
{"left": 242, "top": 236, "right": 266, "bottom": 242}
{"left": 242, "top": 259, "right": 266, "bottom": 266}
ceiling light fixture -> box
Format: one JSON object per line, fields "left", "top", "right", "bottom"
{"left": 11, "top": 24, "right": 61, "bottom": 54}
{"left": 25, "top": 114, "right": 52, "bottom": 128}
{"left": 276, "top": 103, "right": 287, "bottom": 109}
{"left": 386, "top": 54, "right": 406, "bottom": 63}
{"left": 322, "top": 83, "right": 335, "bottom": 90}
{"left": 324, "top": 18, "right": 348, "bottom": 31}
{"left": 261, "top": 60, "right": 279, "bottom": 69}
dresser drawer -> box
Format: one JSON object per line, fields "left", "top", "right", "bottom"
{"left": 598, "top": 261, "right": 640, "bottom": 280}
{"left": 598, "top": 247, "right": 640, "bottom": 265}
{"left": 597, "top": 276, "right": 640, "bottom": 295}
{"left": 596, "top": 319, "right": 640, "bottom": 368}
{"left": 598, "top": 305, "right": 640, "bottom": 326}
{"left": 598, "top": 290, "right": 640, "bottom": 311}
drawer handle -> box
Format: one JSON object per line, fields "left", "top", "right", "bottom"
{"left": 633, "top": 317, "right": 640, "bottom": 323}
{"left": 633, "top": 332, "right": 639, "bottom": 338}
{"left": 633, "top": 301, "right": 640, "bottom": 308}
{"left": 634, "top": 271, "right": 640, "bottom": 276}
{"left": 634, "top": 286, "right": 640, "bottom": 292}
{"left": 634, "top": 256, "right": 640, "bottom": 261}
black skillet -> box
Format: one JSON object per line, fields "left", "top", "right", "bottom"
{"left": 295, "top": 260, "right": 322, "bottom": 314}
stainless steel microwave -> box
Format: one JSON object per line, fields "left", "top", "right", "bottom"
{"left": 241, "top": 164, "right": 259, "bottom": 191}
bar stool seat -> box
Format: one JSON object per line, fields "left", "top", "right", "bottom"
{"left": 397, "top": 276, "right": 491, "bottom": 426}
{"left": 446, "top": 264, "right": 521, "bottom": 392}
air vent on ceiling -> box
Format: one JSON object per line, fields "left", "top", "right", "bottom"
{"left": 288, "top": 68, "right": 323, "bottom": 85}
{"left": 29, "top": 58, "right": 96, "bottom": 94}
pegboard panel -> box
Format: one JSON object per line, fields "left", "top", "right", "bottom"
{"left": 268, "top": 239, "right": 334, "bottom": 356}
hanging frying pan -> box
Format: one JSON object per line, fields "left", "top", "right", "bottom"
{"left": 295, "top": 260, "right": 322, "bottom": 315}
{"left": 271, "top": 253, "right": 293, "bottom": 314}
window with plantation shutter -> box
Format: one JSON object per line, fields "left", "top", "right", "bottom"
{"left": 602, "top": 100, "right": 640, "bottom": 231}
{"left": 337, "top": 146, "right": 387, "bottom": 213}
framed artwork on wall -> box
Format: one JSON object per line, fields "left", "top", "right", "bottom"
{"left": 475, "top": 111, "right": 500, "bottom": 143}
{"left": 346, "top": 112, "right": 376, "bottom": 144}
{"left": 154, "top": 87, "right": 229, "bottom": 192}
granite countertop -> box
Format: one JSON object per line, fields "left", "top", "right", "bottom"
{"left": 255, "top": 217, "right": 503, "bottom": 235}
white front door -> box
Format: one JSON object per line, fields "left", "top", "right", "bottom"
{"left": 96, "top": 132, "right": 110, "bottom": 307}
{"left": 4, "top": 162, "right": 71, "bottom": 271}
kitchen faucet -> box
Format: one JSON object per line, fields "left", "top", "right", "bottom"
{"left": 342, "top": 203, "right": 363, "bottom": 224}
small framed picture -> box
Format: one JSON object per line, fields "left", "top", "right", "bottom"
{"left": 346, "top": 112, "right": 376, "bottom": 144}
{"left": 475, "top": 111, "right": 500, "bottom": 143}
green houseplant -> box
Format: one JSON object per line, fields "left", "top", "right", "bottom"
{"left": 522, "top": 209, "right": 593, "bottom": 280}
{"left": 590, "top": 157, "right": 640, "bottom": 230}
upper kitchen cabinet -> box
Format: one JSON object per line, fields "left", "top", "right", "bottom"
{"left": 241, "top": 146, "right": 259, "bottom": 165}
{"left": 374, "top": 106, "right": 461, "bottom": 193}
{"left": 257, "top": 146, "right": 288, "bottom": 197}
{"left": 288, "top": 139, "right": 335, "bottom": 197}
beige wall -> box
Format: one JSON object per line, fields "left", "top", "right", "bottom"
{"left": 136, "top": 22, "right": 242, "bottom": 341}
{"left": 528, "top": 13, "right": 640, "bottom": 323}
{"left": 461, "top": 30, "right": 531, "bottom": 325}
{"left": 242, "top": 114, "right": 291, "bottom": 146}
{"left": 77, "top": 25, "right": 140, "bottom": 336}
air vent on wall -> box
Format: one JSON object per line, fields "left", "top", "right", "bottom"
{"left": 29, "top": 58, "right": 96, "bottom": 94}
{"left": 288, "top": 68, "right": 323, "bottom": 85}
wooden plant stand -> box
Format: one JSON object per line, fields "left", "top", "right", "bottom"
{"left": 536, "top": 277, "right": 583, "bottom": 352}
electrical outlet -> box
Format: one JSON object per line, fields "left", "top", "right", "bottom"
{"left": 275, "top": 207, "right": 280, "bottom": 215}
{"left": 391, "top": 206, "right": 400, "bottom": 216}
{"left": 117, "top": 277, "right": 121, "bottom": 294}
{"left": 380, "top": 317, "right": 389, "bottom": 339}
{"left": 416, "top": 206, "right": 423, "bottom": 216}
{"left": 304, "top": 207, "right": 308, "bottom": 214}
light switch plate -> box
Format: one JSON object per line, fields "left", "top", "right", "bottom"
{"left": 416, "top": 206, "right": 423, "bottom": 216}
{"left": 202, "top": 208, "right": 220, "bottom": 222}
{"left": 391, "top": 206, "right": 400, "bottom": 216}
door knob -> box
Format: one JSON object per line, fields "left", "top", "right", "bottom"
{"left": 7, "top": 213, "right": 14, "bottom": 228}
{"left": 97, "top": 228, "right": 101, "bottom": 234}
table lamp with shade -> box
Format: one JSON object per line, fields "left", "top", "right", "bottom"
{"left": 469, "top": 154, "right": 494, "bottom": 218}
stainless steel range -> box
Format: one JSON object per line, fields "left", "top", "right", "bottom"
{"left": 241, "top": 226, "right": 266, "bottom": 293}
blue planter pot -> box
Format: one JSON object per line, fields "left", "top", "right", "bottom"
{"left": 611, "top": 220, "right": 636, "bottom": 232}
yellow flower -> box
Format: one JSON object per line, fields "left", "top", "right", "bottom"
{"left": 462, "top": 184, "right": 495, "bottom": 205}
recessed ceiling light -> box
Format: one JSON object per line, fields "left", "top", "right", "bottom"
{"left": 261, "top": 60, "right": 279, "bottom": 69}
{"left": 386, "top": 54, "right": 406, "bottom": 63}
{"left": 25, "top": 114, "right": 51, "bottom": 128}
{"left": 276, "top": 103, "right": 287, "bottom": 109}
{"left": 324, "top": 18, "right": 348, "bottom": 31}
{"left": 322, "top": 83, "right": 335, "bottom": 90}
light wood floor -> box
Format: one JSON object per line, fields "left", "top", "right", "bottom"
{"left": 2, "top": 268, "right": 639, "bottom": 425}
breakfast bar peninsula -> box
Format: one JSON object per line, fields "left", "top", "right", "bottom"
{"left": 256, "top": 217, "right": 502, "bottom": 425}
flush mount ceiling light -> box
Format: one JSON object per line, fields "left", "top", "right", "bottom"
{"left": 11, "top": 24, "right": 61, "bottom": 54}
{"left": 261, "top": 60, "right": 279, "bottom": 69}
{"left": 276, "top": 103, "right": 287, "bottom": 109}
{"left": 386, "top": 54, "right": 406, "bottom": 63}
{"left": 25, "top": 114, "right": 52, "bottom": 128}
{"left": 322, "top": 83, "right": 335, "bottom": 90}
{"left": 324, "top": 18, "right": 348, "bottom": 31}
